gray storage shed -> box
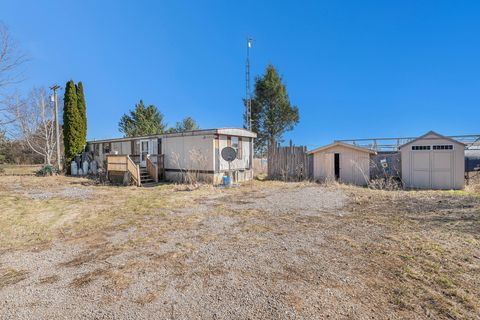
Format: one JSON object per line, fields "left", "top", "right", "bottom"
{"left": 399, "top": 131, "right": 465, "bottom": 190}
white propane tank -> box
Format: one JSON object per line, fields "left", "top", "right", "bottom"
{"left": 82, "top": 161, "right": 89, "bottom": 175}
{"left": 71, "top": 161, "right": 78, "bottom": 176}
{"left": 78, "top": 168, "right": 83, "bottom": 176}
{"left": 90, "top": 161, "right": 97, "bottom": 174}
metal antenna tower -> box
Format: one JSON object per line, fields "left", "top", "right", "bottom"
{"left": 245, "top": 35, "right": 252, "bottom": 130}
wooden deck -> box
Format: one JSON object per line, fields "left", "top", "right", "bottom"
{"left": 107, "top": 155, "right": 140, "bottom": 186}
{"left": 106, "top": 154, "right": 164, "bottom": 186}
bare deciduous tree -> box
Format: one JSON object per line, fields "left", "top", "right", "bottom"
{"left": 9, "top": 88, "right": 56, "bottom": 165}
{"left": 0, "top": 22, "right": 27, "bottom": 127}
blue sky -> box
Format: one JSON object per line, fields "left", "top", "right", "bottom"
{"left": 3, "top": 0, "right": 480, "bottom": 148}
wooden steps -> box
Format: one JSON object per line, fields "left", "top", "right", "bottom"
{"left": 139, "top": 167, "right": 159, "bottom": 186}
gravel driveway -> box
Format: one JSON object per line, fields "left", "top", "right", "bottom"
{"left": 2, "top": 180, "right": 477, "bottom": 319}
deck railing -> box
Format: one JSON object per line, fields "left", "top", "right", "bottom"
{"left": 146, "top": 155, "right": 158, "bottom": 183}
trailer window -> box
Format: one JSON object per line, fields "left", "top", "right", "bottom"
{"left": 104, "top": 143, "right": 111, "bottom": 154}
{"left": 229, "top": 136, "right": 243, "bottom": 159}
{"left": 231, "top": 137, "right": 239, "bottom": 150}
{"left": 237, "top": 138, "right": 243, "bottom": 159}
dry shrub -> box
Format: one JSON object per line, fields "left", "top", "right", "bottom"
{"left": 315, "top": 177, "right": 342, "bottom": 188}
{"left": 253, "top": 158, "right": 267, "bottom": 176}
{"left": 171, "top": 148, "right": 209, "bottom": 189}
{"left": 465, "top": 172, "right": 480, "bottom": 193}
{"left": 368, "top": 177, "right": 403, "bottom": 190}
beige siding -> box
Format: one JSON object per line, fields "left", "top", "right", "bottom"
{"left": 163, "top": 134, "right": 214, "bottom": 171}
{"left": 400, "top": 133, "right": 464, "bottom": 189}
{"left": 217, "top": 135, "right": 252, "bottom": 171}
{"left": 312, "top": 145, "right": 371, "bottom": 186}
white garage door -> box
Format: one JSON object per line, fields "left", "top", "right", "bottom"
{"left": 431, "top": 151, "right": 453, "bottom": 189}
{"left": 412, "top": 151, "right": 431, "bottom": 188}
{"left": 410, "top": 145, "right": 454, "bottom": 189}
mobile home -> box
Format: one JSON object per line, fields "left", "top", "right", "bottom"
{"left": 87, "top": 128, "right": 256, "bottom": 185}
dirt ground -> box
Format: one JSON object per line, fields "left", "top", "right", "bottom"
{"left": 0, "top": 175, "right": 479, "bottom": 320}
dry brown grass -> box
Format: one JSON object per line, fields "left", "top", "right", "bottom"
{"left": 0, "top": 175, "right": 215, "bottom": 252}
{"left": 1, "top": 173, "right": 479, "bottom": 319}
{"left": 0, "top": 268, "right": 28, "bottom": 289}
{"left": 134, "top": 291, "right": 158, "bottom": 305}
{"left": 340, "top": 185, "right": 480, "bottom": 319}
{"left": 70, "top": 268, "right": 107, "bottom": 288}
{"left": 38, "top": 275, "right": 59, "bottom": 284}
{"left": 0, "top": 164, "right": 42, "bottom": 176}
{"left": 465, "top": 173, "right": 480, "bottom": 193}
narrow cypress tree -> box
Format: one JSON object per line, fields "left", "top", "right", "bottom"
{"left": 63, "top": 80, "right": 81, "bottom": 168}
{"left": 76, "top": 81, "right": 87, "bottom": 147}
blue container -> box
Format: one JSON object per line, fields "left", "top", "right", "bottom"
{"left": 223, "top": 175, "right": 230, "bottom": 186}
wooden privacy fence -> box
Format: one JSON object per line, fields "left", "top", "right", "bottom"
{"left": 268, "top": 142, "right": 311, "bottom": 181}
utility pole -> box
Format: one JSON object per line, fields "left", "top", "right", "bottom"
{"left": 245, "top": 35, "right": 253, "bottom": 131}
{"left": 50, "top": 84, "right": 62, "bottom": 171}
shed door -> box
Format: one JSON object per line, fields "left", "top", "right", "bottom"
{"left": 412, "top": 151, "right": 431, "bottom": 189}
{"left": 334, "top": 153, "right": 340, "bottom": 180}
{"left": 431, "top": 151, "right": 453, "bottom": 189}
{"left": 410, "top": 149, "right": 454, "bottom": 189}
{"left": 324, "top": 153, "right": 335, "bottom": 180}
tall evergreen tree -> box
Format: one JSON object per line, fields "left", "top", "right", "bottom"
{"left": 63, "top": 80, "right": 82, "bottom": 166}
{"left": 76, "top": 81, "right": 87, "bottom": 147}
{"left": 118, "top": 100, "right": 166, "bottom": 137}
{"left": 248, "top": 64, "right": 299, "bottom": 155}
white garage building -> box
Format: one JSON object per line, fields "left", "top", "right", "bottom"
{"left": 399, "top": 131, "right": 465, "bottom": 190}
{"left": 308, "top": 142, "right": 376, "bottom": 186}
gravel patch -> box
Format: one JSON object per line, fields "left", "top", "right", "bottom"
{"left": 230, "top": 186, "right": 348, "bottom": 215}
{"left": 23, "top": 187, "right": 93, "bottom": 200}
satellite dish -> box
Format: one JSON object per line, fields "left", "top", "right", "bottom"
{"left": 221, "top": 147, "right": 237, "bottom": 162}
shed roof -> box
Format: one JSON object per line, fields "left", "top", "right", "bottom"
{"left": 307, "top": 141, "right": 376, "bottom": 155}
{"left": 88, "top": 128, "right": 256, "bottom": 144}
{"left": 398, "top": 131, "right": 466, "bottom": 149}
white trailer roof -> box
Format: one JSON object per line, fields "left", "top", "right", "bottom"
{"left": 88, "top": 128, "right": 256, "bottom": 144}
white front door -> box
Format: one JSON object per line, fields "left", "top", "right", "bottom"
{"left": 139, "top": 140, "right": 150, "bottom": 167}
